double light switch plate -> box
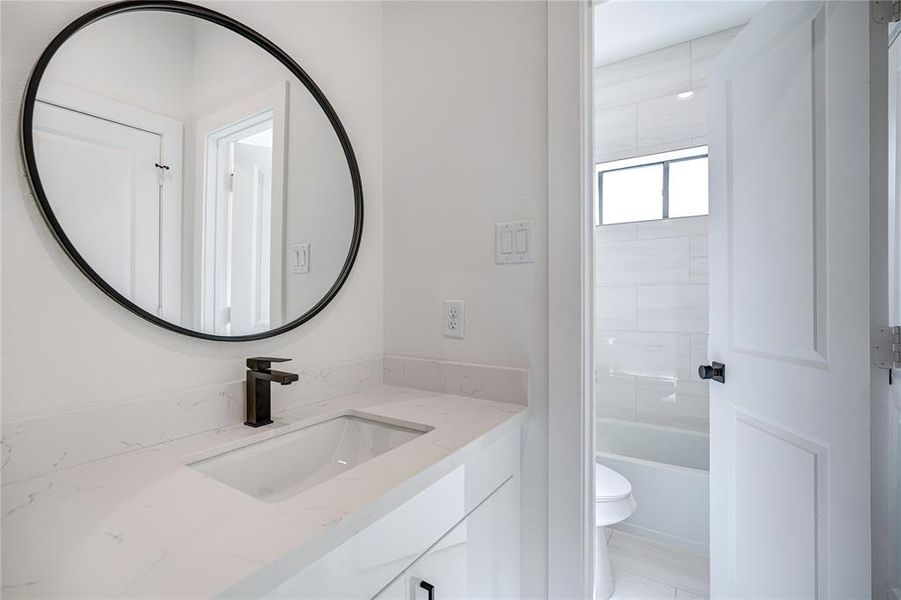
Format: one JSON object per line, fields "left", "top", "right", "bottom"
{"left": 495, "top": 220, "right": 533, "bottom": 264}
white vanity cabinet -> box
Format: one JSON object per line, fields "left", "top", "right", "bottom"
{"left": 261, "top": 428, "right": 521, "bottom": 599}
{"left": 372, "top": 474, "right": 519, "bottom": 599}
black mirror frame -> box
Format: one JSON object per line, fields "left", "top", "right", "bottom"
{"left": 19, "top": 0, "right": 364, "bottom": 342}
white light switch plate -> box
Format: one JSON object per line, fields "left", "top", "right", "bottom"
{"left": 290, "top": 243, "right": 310, "bottom": 274}
{"left": 495, "top": 220, "right": 533, "bottom": 264}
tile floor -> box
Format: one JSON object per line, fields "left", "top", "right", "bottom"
{"left": 607, "top": 530, "right": 709, "bottom": 599}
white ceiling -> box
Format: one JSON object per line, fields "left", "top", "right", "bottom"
{"left": 594, "top": 0, "right": 768, "bottom": 66}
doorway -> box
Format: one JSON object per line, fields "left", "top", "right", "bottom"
{"left": 201, "top": 110, "right": 275, "bottom": 336}
{"left": 588, "top": 3, "right": 883, "bottom": 599}
{"left": 589, "top": 8, "right": 741, "bottom": 597}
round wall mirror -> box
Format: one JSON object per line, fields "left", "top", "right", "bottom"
{"left": 21, "top": 1, "right": 363, "bottom": 341}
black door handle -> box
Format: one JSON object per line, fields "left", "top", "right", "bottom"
{"left": 419, "top": 579, "right": 435, "bottom": 600}
{"left": 698, "top": 361, "right": 725, "bottom": 383}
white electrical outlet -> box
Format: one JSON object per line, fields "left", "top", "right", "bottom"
{"left": 444, "top": 299, "right": 464, "bottom": 339}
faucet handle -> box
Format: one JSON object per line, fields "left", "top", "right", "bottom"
{"left": 246, "top": 357, "right": 292, "bottom": 372}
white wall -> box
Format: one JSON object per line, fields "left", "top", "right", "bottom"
{"left": 40, "top": 10, "right": 196, "bottom": 123}
{"left": 0, "top": 0, "right": 384, "bottom": 420}
{"left": 382, "top": 3, "right": 548, "bottom": 597}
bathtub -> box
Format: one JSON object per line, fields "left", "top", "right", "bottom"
{"left": 595, "top": 418, "right": 709, "bottom": 554}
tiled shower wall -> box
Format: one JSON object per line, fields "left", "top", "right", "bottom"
{"left": 594, "top": 27, "right": 740, "bottom": 163}
{"left": 593, "top": 29, "right": 740, "bottom": 433}
{"left": 594, "top": 216, "right": 709, "bottom": 432}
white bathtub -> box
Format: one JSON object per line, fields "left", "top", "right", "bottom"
{"left": 595, "top": 418, "right": 709, "bottom": 554}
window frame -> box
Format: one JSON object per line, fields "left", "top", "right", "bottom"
{"left": 595, "top": 145, "right": 708, "bottom": 226}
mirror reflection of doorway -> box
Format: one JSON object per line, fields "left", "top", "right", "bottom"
{"left": 203, "top": 110, "right": 275, "bottom": 336}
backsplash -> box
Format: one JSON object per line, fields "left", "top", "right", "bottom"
{"left": 594, "top": 216, "right": 709, "bottom": 432}
{"left": 384, "top": 356, "right": 529, "bottom": 406}
{"left": 1, "top": 356, "right": 383, "bottom": 484}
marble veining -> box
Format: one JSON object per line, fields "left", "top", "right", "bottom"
{"left": 0, "top": 385, "right": 528, "bottom": 599}
{"left": 1, "top": 356, "right": 383, "bottom": 484}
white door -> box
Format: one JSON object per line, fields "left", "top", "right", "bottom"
{"left": 708, "top": 2, "right": 873, "bottom": 598}
{"left": 229, "top": 128, "right": 273, "bottom": 335}
{"left": 33, "top": 101, "right": 162, "bottom": 314}
{"left": 205, "top": 115, "right": 274, "bottom": 336}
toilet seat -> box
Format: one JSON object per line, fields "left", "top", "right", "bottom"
{"left": 595, "top": 463, "right": 632, "bottom": 502}
{"left": 594, "top": 463, "right": 637, "bottom": 527}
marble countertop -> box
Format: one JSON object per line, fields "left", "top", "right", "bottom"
{"left": 0, "top": 385, "right": 528, "bottom": 598}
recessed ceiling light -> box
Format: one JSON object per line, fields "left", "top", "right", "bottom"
{"left": 677, "top": 90, "right": 695, "bottom": 101}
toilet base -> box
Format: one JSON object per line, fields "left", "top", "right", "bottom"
{"left": 594, "top": 526, "right": 614, "bottom": 600}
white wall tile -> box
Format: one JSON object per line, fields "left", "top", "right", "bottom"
{"left": 596, "top": 286, "right": 638, "bottom": 330}
{"left": 637, "top": 285, "right": 709, "bottom": 333}
{"left": 690, "top": 334, "right": 709, "bottom": 382}
{"left": 597, "top": 237, "right": 691, "bottom": 285}
{"left": 690, "top": 233, "right": 709, "bottom": 284}
{"left": 595, "top": 138, "right": 699, "bottom": 165}
{"left": 636, "top": 216, "right": 708, "bottom": 240}
{"left": 690, "top": 235, "right": 708, "bottom": 258}
{"left": 690, "top": 255, "right": 709, "bottom": 284}
{"left": 595, "top": 373, "right": 637, "bottom": 420}
{"left": 636, "top": 378, "right": 709, "bottom": 432}
{"left": 596, "top": 222, "right": 637, "bottom": 243}
{"left": 595, "top": 43, "right": 691, "bottom": 109}
{"left": 636, "top": 87, "right": 708, "bottom": 149}
{"left": 596, "top": 105, "right": 637, "bottom": 159}
{"left": 595, "top": 331, "right": 693, "bottom": 381}
{"left": 690, "top": 27, "right": 742, "bottom": 85}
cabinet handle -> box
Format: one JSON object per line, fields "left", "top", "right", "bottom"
{"left": 419, "top": 579, "right": 435, "bottom": 600}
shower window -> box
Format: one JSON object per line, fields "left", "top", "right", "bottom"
{"left": 596, "top": 146, "right": 708, "bottom": 225}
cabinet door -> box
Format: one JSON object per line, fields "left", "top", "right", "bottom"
{"left": 371, "top": 575, "right": 406, "bottom": 600}
{"left": 373, "top": 475, "right": 520, "bottom": 600}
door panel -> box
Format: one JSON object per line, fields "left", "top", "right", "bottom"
{"left": 33, "top": 101, "right": 162, "bottom": 313}
{"left": 727, "top": 8, "right": 826, "bottom": 365}
{"left": 709, "top": 2, "right": 872, "bottom": 598}
{"left": 230, "top": 140, "right": 273, "bottom": 334}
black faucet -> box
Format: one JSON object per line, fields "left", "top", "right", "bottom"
{"left": 245, "top": 357, "right": 299, "bottom": 427}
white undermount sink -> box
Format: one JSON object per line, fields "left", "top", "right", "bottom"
{"left": 188, "top": 413, "right": 431, "bottom": 502}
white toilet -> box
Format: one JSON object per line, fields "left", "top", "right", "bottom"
{"left": 594, "top": 462, "right": 637, "bottom": 600}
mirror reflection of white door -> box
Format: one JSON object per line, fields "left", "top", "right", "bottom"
{"left": 197, "top": 82, "right": 288, "bottom": 336}
{"left": 708, "top": 2, "right": 874, "bottom": 598}
{"left": 32, "top": 101, "right": 162, "bottom": 313}
{"left": 209, "top": 117, "right": 274, "bottom": 336}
